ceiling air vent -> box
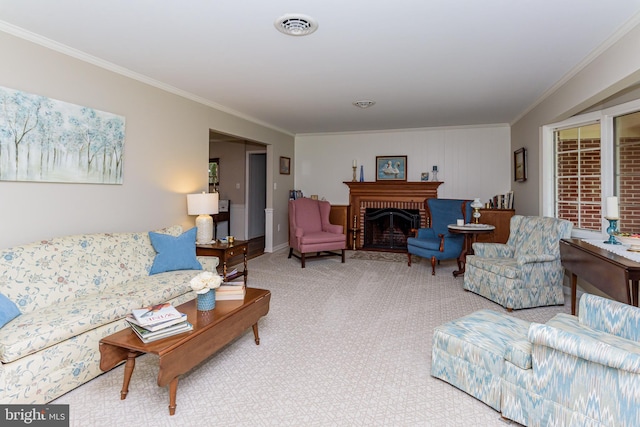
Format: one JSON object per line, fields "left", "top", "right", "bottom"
{"left": 274, "top": 14, "right": 318, "bottom": 36}
{"left": 353, "top": 100, "right": 376, "bottom": 109}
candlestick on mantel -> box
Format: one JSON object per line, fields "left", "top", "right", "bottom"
{"left": 606, "top": 196, "right": 619, "bottom": 219}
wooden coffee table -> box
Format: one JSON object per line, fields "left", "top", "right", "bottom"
{"left": 99, "top": 288, "right": 270, "bottom": 415}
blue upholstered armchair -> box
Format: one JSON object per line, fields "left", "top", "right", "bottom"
{"left": 502, "top": 294, "right": 640, "bottom": 426}
{"left": 463, "top": 215, "right": 573, "bottom": 310}
{"left": 407, "top": 198, "right": 471, "bottom": 275}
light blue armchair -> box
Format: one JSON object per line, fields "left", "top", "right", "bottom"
{"left": 463, "top": 215, "right": 573, "bottom": 310}
{"left": 502, "top": 294, "right": 640, "bottom": 426}
{"left": 407, "top": 198, "right": 471, "bottom": 275}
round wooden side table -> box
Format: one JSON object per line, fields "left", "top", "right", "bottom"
{"left": 448, "top": 224, "right": 496, "bottom": 277}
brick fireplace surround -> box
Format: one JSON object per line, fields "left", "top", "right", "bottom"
{"left": 343, "top": 181, "right": 442, "bottom": 250}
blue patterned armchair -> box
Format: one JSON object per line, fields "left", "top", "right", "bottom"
{"left": 502, "top": 294, "right": 640, "bottom": 426}
{"left": 463, "top": 215, "right": 572, "bottom": 310}
{"left": 407, "top": 198, "right": 471, "bottom": 275}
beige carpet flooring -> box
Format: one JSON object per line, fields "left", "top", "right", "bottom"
{"left": 54, "top": 249, "right": 570, "bottom": 426}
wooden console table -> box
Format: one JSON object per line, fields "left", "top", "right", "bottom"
{"left": 212, "top": 211, "right": 230, "bottom": 240}
{"left": 559, "top": 238, "right": 640, "bottom": 315}
{"left": 477, "top": 209, "right": 514, "bottom": 243}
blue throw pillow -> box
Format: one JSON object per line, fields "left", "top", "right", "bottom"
{"left": 0, "top": 293, "right": 20, "bottom": 328}
{"left": 148, "top": 227, "right": 203, "bottom": 275}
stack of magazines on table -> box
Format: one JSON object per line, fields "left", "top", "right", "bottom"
{"left": 216, "top": 276, "right": 246, "bottom": 301}
{"left": 126, "top": 303, "right": 192, "bottom": 343}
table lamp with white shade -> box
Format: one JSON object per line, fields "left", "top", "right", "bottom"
{"left": 187, "top": 192, "right": 219, "bottom": 244}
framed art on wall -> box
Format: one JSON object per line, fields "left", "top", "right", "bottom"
{"left": 514, "top": 148, "right": 527, "bottom": 182}
{"left": 376, "top": 155, "right": 407, "bottom": 181}
{"left": 0, "top": 85, "right": 126, "bottom": 184}
{"left": 279, "top": 156, "right": 290, "bottom": 175}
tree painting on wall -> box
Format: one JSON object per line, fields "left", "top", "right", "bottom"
{"left": 0, "top": 85, "right": 125, "bottom": 184}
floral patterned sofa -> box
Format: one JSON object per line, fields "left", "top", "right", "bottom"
{"left": 432, "top": 293, "right": 640, "bottom": 426}
{"left": 0, "top": 226, "right": 218, "bottom": 404}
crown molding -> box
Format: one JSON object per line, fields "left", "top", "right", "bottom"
{"left": 0, "top": 21, "right": 294, "bottom": 137}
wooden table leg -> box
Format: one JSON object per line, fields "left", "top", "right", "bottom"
{"left": 243, "top": 251, "right": 248, "bottom": 285}
{"left": 252, "top": 323, "right": 260, "bottom": 345}
{"left": 120, "top": 351, "right": 138, "bottom": 400}
{"left": 169, "top": 377, "right": 179, "bottom": 416}
{"left": 453, "top": 235, "right": 472, "bottom": 278}
{"left": 571, "top": 273, "right": 578, "bottom": 315}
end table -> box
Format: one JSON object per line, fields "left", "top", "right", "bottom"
{"left": 447, "top": 224, "right": 495, "bottom": 277}
{"left": 196, "top": 240, "right": 248, "bottom": 284}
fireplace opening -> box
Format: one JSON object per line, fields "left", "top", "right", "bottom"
{"left": 363, "top": 208, "right": 420, "bottom": 250}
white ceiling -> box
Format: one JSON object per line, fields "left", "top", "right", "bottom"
{"left": 1, "top": 1, "right": 640, "bottom": 135}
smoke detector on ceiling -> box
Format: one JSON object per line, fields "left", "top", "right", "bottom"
{"left": 353, "top": 100, "right": 376, "bottom": 109}
{"left": 274, "top": 14, "right": 318, "bottom": 36}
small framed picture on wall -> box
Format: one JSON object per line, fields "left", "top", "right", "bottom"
{"left": 514, "top": 148, "right": 527, "bottom": 182}
{"left": 279, "top": 156, "right": 290, "bottom": 175}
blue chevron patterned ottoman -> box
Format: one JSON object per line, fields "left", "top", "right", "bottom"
{"left": 431, "top": 309, "right": 531, "bottom": 411}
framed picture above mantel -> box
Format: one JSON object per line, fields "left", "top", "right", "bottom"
{"left": 375, "top": 155, "right": 407, "bottom": 181}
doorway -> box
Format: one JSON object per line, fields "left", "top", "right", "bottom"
{"left": 209, "top": 130, "right": 268, "bottom": 251}
{"left": 247, "top": 152, "right": 266, "bottom": 239}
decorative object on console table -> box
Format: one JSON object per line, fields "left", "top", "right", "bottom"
{"left": 604, "top": 196, "right": 621, "bottom": 245}
{"left": 375, "top": 156, "right": 407, "bottom": 181}
{"left": 514, "top": 147, "right": 527, "bottom": 182}
{"left": 279, "top": 156, "right": 290, "bottom": 175}
{"left": 187, "top": 192, "right": 219, "bottom": 244}
{"left": 470, "top": 198, "right": 483, "bottom": 224}
{"left": 492, "top": 191, "right": 514, "bottom": 209}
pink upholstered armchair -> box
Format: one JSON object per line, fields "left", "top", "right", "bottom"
{"left": 288, "top": 198, "right": 346, "bottom": 268}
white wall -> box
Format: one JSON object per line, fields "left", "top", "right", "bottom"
{"left": 295, "top": 125, "right": 511, "bottom": 205}
{"left": 512, "top": 23, "right": 640, "bottom": 215}
{"left": 0, "top": 30, "right": 294, "bottom": 249}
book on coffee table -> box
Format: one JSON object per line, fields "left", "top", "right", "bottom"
{"left": 126, "top": 312, "right": 187, "bottom": 332}
{"left": 216, "top": 280, "right": 246, "bottom": 301}
{"left": 131, "top": 303, "right": 182, "bottom": 327}
{"left": 128, "top": 321, "right": 193, "bottom": 343}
